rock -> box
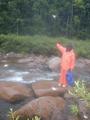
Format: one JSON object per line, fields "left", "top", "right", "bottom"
{"left": 32, "top": 81, "right": 66, "bottom": 97}
{"left": 84, "top": 59, "right": 90, "bottom": 65}
{"left": 77, "top": 99, "right": 89, "bottom": 120}
{"left": 18, "top": 57, "right": 33, "bottom": 63}
{"left": 17, "top": 55, "right": 48, "bottom": 71}
{"left": 47, "top": 57, "right": 60, "bottom": 72}
{"left": 0, "top": 82, "right": 34, "bottom": 102}
{"left": 14, "top": 96, "right": 65, "bottom": 120}
{"left": 75, "top": 58, "right": 90, "bottom": 75}
{"left": 76, "top": 61, "right": 85, "bottom": 69}
{"left": 51, "top": 108, "right": 67, "bottom": 120}
{"left": 5, "top": 52, "right": 24, "bottom": 58}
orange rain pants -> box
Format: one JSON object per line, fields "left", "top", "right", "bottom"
{"left": 56, "top": 43, "right": 75, "bottom": 86}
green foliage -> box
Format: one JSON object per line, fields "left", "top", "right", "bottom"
{"left": 0, "top": 0, "right": 90, "bottom": 38}
{"left": 8, "top": 108, "right": 20, "bottom": 120}
{"left": 70, "top": 104, "right": 79, "bottom": 115}
{"left": 32, "top": 116, "right": 40, "bottom": 120}
{"left": 8, "top": 108, "right": 41, "bottom": 120}
{"left": 69, "top": 80, "right": 90, "bottom": 106}
{"left": 0, "top": 34, "right": 90, "bottom": 58}
{"left": 69, "top": 80, "right": 90, "bottom": 118}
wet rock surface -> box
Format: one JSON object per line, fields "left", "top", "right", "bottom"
{"left": 32, "top": 81, "right": 66, "bottom": 97}
{"left": 14, "top": 96, "right": 65, "bottom": 120}
{"left": 0, "top": 82, "right": 33, "bottom": 102}
{"left": 0, "top": 53, "right": 90, "bottom": 120}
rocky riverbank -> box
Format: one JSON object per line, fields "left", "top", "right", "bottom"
{"left": 0, "top": 80, "right": 90, "bottom": 120}
{"left": 0, "top": 53, "right": 90, "bottom": 120}
{"left": 0, "top": 53, "right": 90, "bottom": 83}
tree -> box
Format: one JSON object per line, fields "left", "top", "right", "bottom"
{"left": 0, "top": 0, "right": 89, "bottom": 38}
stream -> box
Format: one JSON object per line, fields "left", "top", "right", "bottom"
{"left": 0, "top": 65, "right": 59, "bottom": 84}
{"left": 0, "top": 56, "right": 90, "bottom": 84}
{"left": 0, "top": 54, "right": 90, "bottom": 120}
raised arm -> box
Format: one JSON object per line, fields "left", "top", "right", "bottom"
{"left": 56, "top": 43, "right": 66, "bottom": 54}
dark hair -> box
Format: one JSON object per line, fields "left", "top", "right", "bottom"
{"left": 66, "top": 44, "right": 73, "bottom": 52}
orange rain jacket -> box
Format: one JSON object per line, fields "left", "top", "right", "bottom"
{"left": 56, "top": 43, "right": 75, "bottom": 71}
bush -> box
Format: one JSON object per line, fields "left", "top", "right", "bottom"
{"left": 0, "top": 34, "right": 90, "bottom": 58}
{"left": 70, "top": 104, "right": 79, "bottom": 115}
{"left": 69, "top": 80, "right": 90, "bottom": 106}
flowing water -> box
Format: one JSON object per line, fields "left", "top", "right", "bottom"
{"left": 0, "top": 54, "right": 90, "bottom": 120}
{"left": 0, "top": 64, "right": 59, "bottom": 84}
{"left": 0, "top": 62, "right": 90, "bottom": 84}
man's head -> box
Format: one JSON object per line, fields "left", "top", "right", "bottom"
{"left": 66, "top": 44, "right": 73, "bottom": 52}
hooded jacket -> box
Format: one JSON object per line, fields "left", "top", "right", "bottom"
{"left": 56, "top": 43, "right": 75, "bottom": 71}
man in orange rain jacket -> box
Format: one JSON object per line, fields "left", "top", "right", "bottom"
{"left": 56, "top": 42, "right": 76, "bottom": 87}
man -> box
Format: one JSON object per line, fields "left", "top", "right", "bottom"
{"left": 56, "top": 42, "right": 75, "bottom": 87}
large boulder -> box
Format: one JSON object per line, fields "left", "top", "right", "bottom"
{"left": 47, "top": 57, "right": 60, "bottom": 72}
{"left": 0, "top": 82, "right": 33, "bottom": 102}
{"left": 14, "top": 96, "right": 65, "bottom": 120}
{"left": 32, "top": 81, "right": 66, "bottom": 97}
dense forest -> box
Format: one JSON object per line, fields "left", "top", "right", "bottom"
{"left": 0, "top": 0, "right": 90, "bottom": 39}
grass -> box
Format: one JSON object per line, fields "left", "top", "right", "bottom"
{"left": 69, "top": 80, "right": 90, "bottom": 118}
{"left": 69, "top": 80, "right": 90, "bottom": 107}
{"left": 70, "top": 104, "right": 79, "bottom": 115}
{"left": 69, "top": 80, "right": 90, "bottom": 102}
{"left": 8, "top": 108, "right": 20, "bottom": 120}
{"left": 8, "top": 108, "right": 41, "bottom": 120}
{"left": 0, "top": 34, "right": 90, "bottom": 58}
